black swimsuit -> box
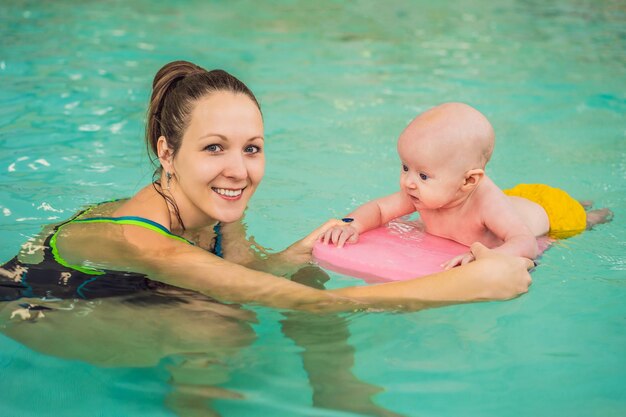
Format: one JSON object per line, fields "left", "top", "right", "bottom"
{"left": 0, "top": 212, "right": 223, "bottom": 302}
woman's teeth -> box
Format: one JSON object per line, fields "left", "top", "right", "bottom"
{"left": 213, "top": 188, "right": 243, "bottom": 197}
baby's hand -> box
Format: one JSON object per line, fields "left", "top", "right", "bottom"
{"left": 319, "top": 219, "right": 359, "bottom": 248}
{"left": 442, "top": 251, "right": 476, "bottom": 270}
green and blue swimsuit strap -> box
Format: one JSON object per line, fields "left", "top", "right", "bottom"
{"left": 213, "top": 221, "right": 223, "bottom": 258}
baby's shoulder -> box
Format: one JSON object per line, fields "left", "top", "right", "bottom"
{"left": 473, "top": 177, "right": 511, "bottom": 211}
{"left": 478, "top": 176, "right": 508, "bottom": 196}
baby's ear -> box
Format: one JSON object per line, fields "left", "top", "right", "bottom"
{"left": 461, "top": 169, "right": 484, "bottom": 190}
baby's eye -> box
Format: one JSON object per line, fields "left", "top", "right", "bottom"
{"left": 204, "top": 144, "right": 223, "bottom": 152}
{"left": 245, "top": 145, "right": 261, "bottom": 154}
{"left": 419, "top": 173, "right": 428, "bottom": 180}
{"left": 402, "top": 164, "right": 408, "bottom": 172}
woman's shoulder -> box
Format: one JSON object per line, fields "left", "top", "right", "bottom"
{"left": 77, "top": 199, "right": 129, "bottom": 219}
{"left": 14, "top": 199, "right": 128, "bottom": 264}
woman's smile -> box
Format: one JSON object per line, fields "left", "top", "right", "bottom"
{"left": 212, "top": 186, "right": 245, "bottom": 200}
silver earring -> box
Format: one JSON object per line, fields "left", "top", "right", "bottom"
{"left": 166, "top": 171, "right": 172, "bottom": 190}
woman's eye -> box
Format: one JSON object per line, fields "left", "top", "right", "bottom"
{"left": 419, "top": 173, "right": 428, "bottom": 180}
{"left": 402, "top": 164, "right": 408, "bottom": 172}
{"left": 204, "top": 143, "right": 222, "bottom": 152}
{"left": 205, "top": 144, "right": 223, "bottom": 152}
{"left": 245, "top": 145, "right": 261, "bottom": 154}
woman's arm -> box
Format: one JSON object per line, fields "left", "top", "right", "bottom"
{"left": 57, "top": 222, "right": 532, "bottom": 313}
{"left": 57, "top": 220, "right": 356, "bottom": 311}
{"left": 332, "top": 242, "right": 533, "bottom": 310}
{"left": 219, "top": 218, "right": 346, "bottom": 276}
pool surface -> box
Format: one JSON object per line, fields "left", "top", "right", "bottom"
{"left": 1, "top": 1, "right": 625, "bottom": 416}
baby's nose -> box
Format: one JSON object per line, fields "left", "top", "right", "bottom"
{"left": 403, "top": 174, "right": 418, "bottom": 189}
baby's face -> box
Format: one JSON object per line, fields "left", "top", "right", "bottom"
{"left": 397, "top": 133, "right": 466, "bottom": 210}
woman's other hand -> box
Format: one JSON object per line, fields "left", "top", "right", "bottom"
{"left": 469, "top": 242, "right": 533, "bottom": 300}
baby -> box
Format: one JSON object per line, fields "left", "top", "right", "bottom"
{"left": 321, "top": 102, "right": 611, "bottom": 268}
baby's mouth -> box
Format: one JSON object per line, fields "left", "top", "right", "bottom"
{"left": 407, "top": 193, "right": 419, "bottom": 203}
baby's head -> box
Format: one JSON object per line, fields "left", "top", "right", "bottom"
{"left": 397, "top": 102, "right": 494, "bottom": 210}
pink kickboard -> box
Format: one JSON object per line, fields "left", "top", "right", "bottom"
{"left": 313, "top": 220, "right": 551, "bottom": 283}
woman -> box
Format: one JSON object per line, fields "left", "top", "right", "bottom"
{"left": 0, "top": 60, "right": 532, "bottom": 312}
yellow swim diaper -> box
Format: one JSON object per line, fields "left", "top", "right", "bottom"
{"left": 503, "top": 183, "right": 586, "bottom": 239}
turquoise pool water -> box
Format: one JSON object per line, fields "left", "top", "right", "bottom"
{"left": 1, "top": 1, "right": 624, "bottom": 416}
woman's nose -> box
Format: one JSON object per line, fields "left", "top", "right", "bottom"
{"left": 223, "top": 153, "right": 247, "bottom": 179}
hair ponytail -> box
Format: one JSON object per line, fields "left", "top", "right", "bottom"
{"left": 146, "top": 61, "right": 204, "bottom": 157}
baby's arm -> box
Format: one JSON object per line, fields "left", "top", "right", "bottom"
{"left": 482, "top": 195, "right": 539, "bottom": 259}
{"left": 321, "top": 191, "right": 415, "bottom": 247}
{"left": 444, "top": 191, "right": 539, "bottom": 270}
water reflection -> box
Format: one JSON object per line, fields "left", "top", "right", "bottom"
{"left": 1, "top": 268, "right": 404, "bottom": 417}
{"left": 0, "top": 293, "right": 255, "bottom": 416}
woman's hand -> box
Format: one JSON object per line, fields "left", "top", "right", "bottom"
{"left": 280, "top": 219, "right": 347, "bottom": 266}
{"left": 468, "top": 242, "right": 534, "bottom": 300}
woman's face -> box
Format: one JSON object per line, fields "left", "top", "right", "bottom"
{"left": 169, "top": 91, "right": 265, "bottom": 227}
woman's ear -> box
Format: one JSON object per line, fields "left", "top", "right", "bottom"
{"left": 461, "top": 168, "right": 484, "bottom": 191}
{"left": 156, "top": 136, "right": 174, "bottom": 173}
